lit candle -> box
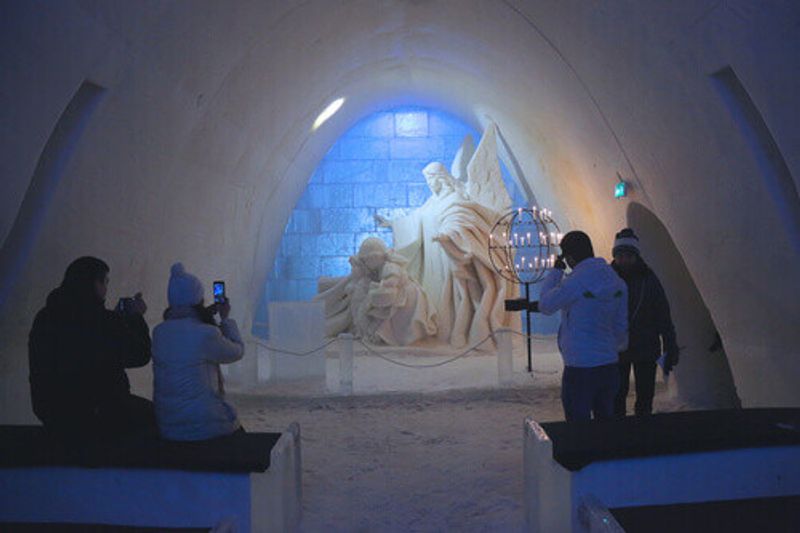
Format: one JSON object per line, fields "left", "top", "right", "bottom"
{"left": 526, "top": 232, "right": 531, "bottom": 246}
{"left": 535, "top": 257, "right": 539, "bottom": 269}
{"left": 514, "top": 232, "right": 518, "bottom": 246}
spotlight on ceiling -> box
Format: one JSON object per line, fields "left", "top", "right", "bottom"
{"left": 312, "top": 97, "right": 345, "bottom": 131}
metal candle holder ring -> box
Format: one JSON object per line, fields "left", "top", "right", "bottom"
{"left": 488, "top": 206, "right": 561, "bottom": 373}
{"left": 489, "top": 207, "right": 562, "bottom": 286}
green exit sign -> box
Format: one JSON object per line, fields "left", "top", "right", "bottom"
{"left": 614, "top": 181, "right": 628, "bottom": 199}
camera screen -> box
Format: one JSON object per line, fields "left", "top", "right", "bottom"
{"left": 213, "top": 282, "right": 225, "bottom": 303}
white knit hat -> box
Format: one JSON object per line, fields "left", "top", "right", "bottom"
{"left": 613, "top": 228, "right": 641, "bottom": 255}
{"left": 167, "top": 262, "right": 204, "bottom": 307}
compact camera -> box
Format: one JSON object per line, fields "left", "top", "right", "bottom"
{"left": 504, "top": 298, "right": 539, "bottom": 312}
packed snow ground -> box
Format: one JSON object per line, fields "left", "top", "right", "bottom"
{"left": 231, "top": 381, "right": 673, "bottom": 532}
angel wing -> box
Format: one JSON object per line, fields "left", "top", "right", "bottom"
{"left": 450, "top": 134, "right": 475, "bottom": 183}
{"left": 465, "top": 122, "right": 512, "bottom": 213}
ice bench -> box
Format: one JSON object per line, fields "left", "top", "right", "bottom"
{"left": 524, "top": 409, "right": 800, "bottom": 532}
{"left": 0, "top": 423, "right": 302, "bottom": 532}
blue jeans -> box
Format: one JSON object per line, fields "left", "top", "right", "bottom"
{"left": 561, "top": 364, "right": 620, "bottom": 421}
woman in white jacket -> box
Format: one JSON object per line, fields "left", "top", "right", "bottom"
{"left": 152, "top": 263, "right": 245, "bottom": 441}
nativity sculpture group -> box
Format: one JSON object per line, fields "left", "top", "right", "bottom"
{"left": 315, "top": 123, "right": 518, "bottom": 349}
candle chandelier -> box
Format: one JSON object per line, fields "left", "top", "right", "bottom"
{"left": 489, "top": 206, "right": 562, "bottom": 285}
{"left": 489, "top": 206, "right": 562, "bottom": 373}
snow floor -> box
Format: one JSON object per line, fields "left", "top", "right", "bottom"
{"left": 230, "top": 347, "right": 677, "bottom": 532}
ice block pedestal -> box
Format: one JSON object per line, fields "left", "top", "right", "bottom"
{"left": 263, "top": 301, "right": 326, "bottom": 381}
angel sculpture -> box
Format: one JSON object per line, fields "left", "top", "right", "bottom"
{"left": 314, "top": 237, "right": 438, "bottom": 346}
{"left": 375, "top": 122, "right": 518, "bottom": 348}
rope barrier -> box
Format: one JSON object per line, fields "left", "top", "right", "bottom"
{"left": 251, "top": 337, "right": 339, "bottom": 357}
{"left": 505, "top": 330, "right": 560, "bottom": 375}
{"left": 507, "top": 330, "right": 557, "bottom": 342}
{"left": 252, "top": 330, "right": 561, "bottom": 373}
{"left": 355, "top": 335, "right": 495, "bottom": 369}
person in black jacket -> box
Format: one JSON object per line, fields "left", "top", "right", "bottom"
{"left": 28, "top": 257, "right": 155, "bottom": 440}
{"left": 611, "top": 229, "right": 679, "bottom": 417}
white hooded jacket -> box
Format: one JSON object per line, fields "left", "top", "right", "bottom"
{"left": 539, "top": 257, "right": 628, "bottom": 367}
{"left": 152, "top": 311, "right": 244, "bottom": 440}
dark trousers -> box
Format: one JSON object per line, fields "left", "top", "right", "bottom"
{"left": 614, "top": 360, "right": 657, "bottom": 417}
{"left": 44, "top": 394, "right": 157, "bottom": 459}
{"left": 561, "top": 364, "right": 620, "bottom": 422}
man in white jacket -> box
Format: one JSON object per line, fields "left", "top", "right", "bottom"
{"left": 539, "top": 231, "right": 628, "bottom": 421}
{"left": 152, "top": 263, "right": 245, "bottom": 440}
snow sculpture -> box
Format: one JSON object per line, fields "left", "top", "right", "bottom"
{"left": 315, "top": 237, "right": 438, "bottom": 345}
{"left": 376, "top": 122, "right": 517, "bottom": 348}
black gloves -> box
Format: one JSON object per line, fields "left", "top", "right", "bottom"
{"left": 554, "top": 255, "right": 567, "bottom": 271}
{"left": 664, "top": 347, "right": 680, "bottom": 374}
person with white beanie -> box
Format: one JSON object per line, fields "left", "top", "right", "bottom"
{"left": 611, "top": 228, "right": 679, "bottom": 417}
{"left": 152, "top": 263, "right": 245, "bottom": 441}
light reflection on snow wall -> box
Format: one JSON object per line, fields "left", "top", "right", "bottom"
{"left": 627, "top": 202, "right": 740, "bottom": 409}
{"left": 254, "top": 107, "right": 558, "bottom": 339}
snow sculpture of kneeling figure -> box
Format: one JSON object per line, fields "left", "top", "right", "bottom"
{"left": 315, "top": 237, "right": 438, "bottom": 346}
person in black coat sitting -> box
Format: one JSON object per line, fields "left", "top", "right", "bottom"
{"left": 611, "top": 229, "right": 680, "bottom": 417}
{"left": 28, "top": 256, "right": 156, "bottom": 440}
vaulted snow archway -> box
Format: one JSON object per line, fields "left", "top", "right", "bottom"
{"left": 627, "top": 202, "right": 740, "bottom": 409}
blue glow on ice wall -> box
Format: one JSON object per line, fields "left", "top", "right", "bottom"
{"left": 253, "top": 107, "right": 527, "bottom": 338}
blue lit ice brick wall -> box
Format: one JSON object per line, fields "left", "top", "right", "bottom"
{"left": 253, "top": 107, "right": 531, "bottom": 339}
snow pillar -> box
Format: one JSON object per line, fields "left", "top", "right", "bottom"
{"left": 338, "top": 333, "right": 354, "bottom": 394}
{"left": 497, "top": 328, "right": 514, "bottom": 386}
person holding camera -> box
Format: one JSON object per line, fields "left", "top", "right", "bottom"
{"left": 28, "top": 257, "right": 155, "bottom": 441}
{"left": 611, "top": 228, "right": 679, "bottom": 417}
{"left": 152, "top": 263, "right": 244, "bottom": 441}
{"left": 539, "top": 231, "right": 629, "bottom": 421}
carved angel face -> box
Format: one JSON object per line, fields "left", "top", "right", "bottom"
{"left": 423, "top": 162, "right": 455, "bottom": 196}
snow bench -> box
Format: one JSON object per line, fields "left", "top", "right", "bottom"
{"left": 0, "top": 423, "right": 302, "bottom": 532}
{"left": 524, "top": 408, "right": 800, "bottom": 532}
